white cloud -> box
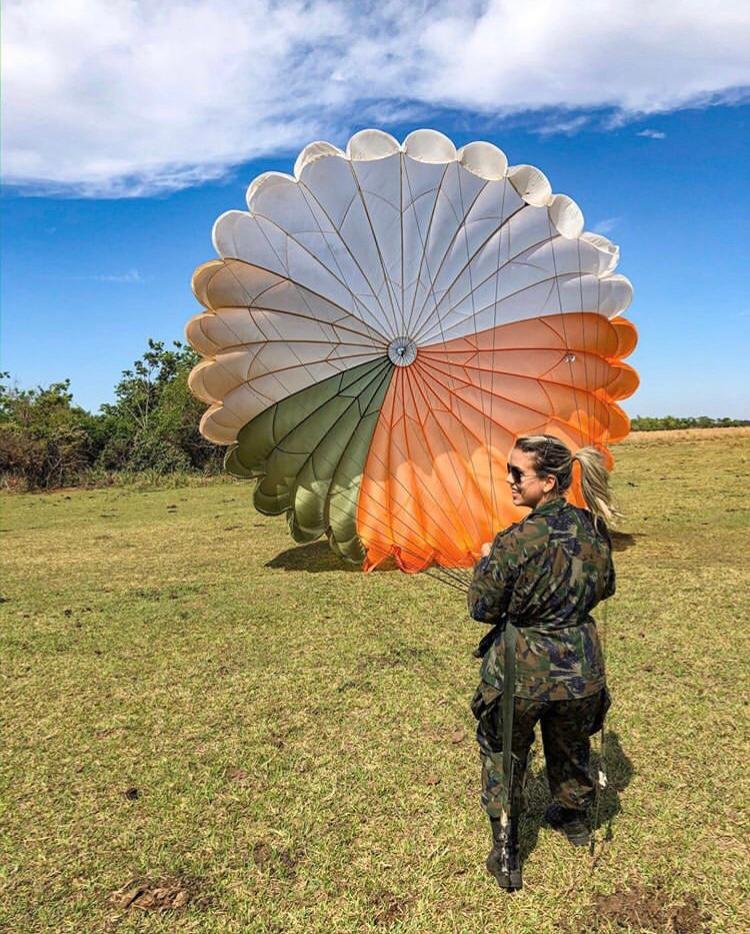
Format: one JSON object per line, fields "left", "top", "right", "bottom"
{"left": 536, "top": 115, "right": 591, "bottom": 137}
{"left": 637, "top": 129, "right": 667, "bottom": 139}
{"left": 2, "top": 0, "right": 749, "bottom": 196}
{"left": 66, "top": 268, "right": 145, "bottom": 283}
{"left": 591, "top": 217, "right": 621, "bottom": 235}
{"left": 92, "top": 269, "right": 145, "bottom": 283}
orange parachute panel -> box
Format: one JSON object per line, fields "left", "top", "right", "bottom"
{"left": 358, "top": 314, "right": 637, "bottom": 571}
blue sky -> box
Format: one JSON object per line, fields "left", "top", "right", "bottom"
{"left": 2, "top": 1, "right": 749, "bottom": 418}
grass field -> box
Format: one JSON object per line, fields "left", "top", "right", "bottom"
{"left": 2, "top": 429, "right": 749, "bottom": 932}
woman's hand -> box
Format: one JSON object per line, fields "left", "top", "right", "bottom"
{"left": 481, "top": 541, "right": 493, "bottom": 558}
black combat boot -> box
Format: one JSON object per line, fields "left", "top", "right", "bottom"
{"left": 486, "top": 816, "right": 522, "bottom": 891}
{"left": 544, "top": 802, "right": 590, "bottom": 847}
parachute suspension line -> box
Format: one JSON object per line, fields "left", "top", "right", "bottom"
{"left": 400, "top": 165, "right": 496, "bottom": 550}
{"left": 407, "top": 167, "right": 488, "bottom": 343}
{"left": 225, "top": 201, "right": 470, "bottom": 575}
{"left": 315, "top": 437, "right": 485, "bottom": 583}
{"left": 210, "top": 266, "right": 468, "bottom": 579}
{"left": 299, "top": 395, "right": 477, "bottom": 582}
{"left": 401, "top": 163, "right": 450, "bottom": 340}
{"left": 589, "top": 596, "right": 611, "bottom": 861}
{"left": 311, "top": 370, "right": 477, "bottom": 582}
{"left": 547, "top": 217, "right": 586, "bottom": 447}
{"left": 347, "top": 163, "right": 403, "bottom": 341}
{"left": 335, "top": 445, "right": 475, "bottom": 583}
{"left": 249, "top": 344, "right": 477, "bottom": 581}
{"left": 455, "top": 168, "right": 499, "bottom": 546}
{"left": 487, "top": 177, "right": 510, "bottom": 529}
{"left": 217, "top": 246, "right": 390, "bottom": 411}
{"left": 401, "top": 365, "right": 482, "bottom": 564}
{"left": 384, "top": 370, "right": 478, "bottom": 568}
{"left": 409, "top": 192, "right": 529, "bottom": 346}
{"left": 576, "top": 237, "right": 594, "bottom": 445}
{"left": 295, "top": 179, "right": 396, "bottom": 343}
{"left": 423, "top": 567, "right": 471, "bottom": 592}
{"left": 399, "top": 151, "right": 406, "bottom": 341}
{"left": 250, "top": 209, "right": 393, "bottom": 345}
{"left": 590, "top": 255, "right": 612, "bottom": 858}
{"left": 406, "top": 362, "right": 494, "bottom": 551}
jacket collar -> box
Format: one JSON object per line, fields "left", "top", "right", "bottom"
{"left": 530, "top": 496, "right": 567, "bottom": 518}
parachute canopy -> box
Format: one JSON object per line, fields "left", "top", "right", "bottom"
{"left": 186, "top": 129, "right": 638, "bottom": 572}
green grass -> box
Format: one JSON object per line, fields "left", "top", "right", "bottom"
{"left": 1, "top": 430, "right": 748, "bottom": 932}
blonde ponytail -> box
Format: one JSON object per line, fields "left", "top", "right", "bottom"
{"left": 573, "top": 447, "right": 620, "bottom": 527}
{"left": 516, "top": 434, "right": 622, "bottom": 528}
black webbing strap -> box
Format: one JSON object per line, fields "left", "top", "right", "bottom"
{"left": 502, "top": 621, "right": 518, "bottom": 817}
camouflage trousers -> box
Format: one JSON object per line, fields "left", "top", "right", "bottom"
{"left": 470, "top": 681, "right": 610, "bottom": 819}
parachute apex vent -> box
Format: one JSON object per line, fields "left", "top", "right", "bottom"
{"left": 387, "top": 336, "right": 418, "bottom": 367}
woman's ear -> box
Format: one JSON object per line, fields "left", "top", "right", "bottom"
{"left": 542, "top": 474, "right": 557, "bottom": 494}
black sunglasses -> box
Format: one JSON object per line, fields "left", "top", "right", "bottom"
{"left": 507, "top": 463, "right": 527, "bottom": 485}
{"left": 507, "top": 463, "right": 553, "bottom": 486}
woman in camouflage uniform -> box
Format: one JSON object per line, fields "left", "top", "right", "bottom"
{"left": 468, "top": 434, "right": 616, "bottom": 891}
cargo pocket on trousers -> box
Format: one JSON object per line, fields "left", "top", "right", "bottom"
{"left": 470, "top": 681, "right": 502, "bottom": 721}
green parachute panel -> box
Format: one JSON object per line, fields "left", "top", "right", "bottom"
{"left": 224, "top": 357, "right": 393, "bottom": 562}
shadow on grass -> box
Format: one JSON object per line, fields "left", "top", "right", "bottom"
{"left": 519, "top": 730, "right": 634, "bottom": 862}
{"left": 610, "top": 531, "right": 642, "bottom": 553}
{"left": 266, "top": 540, "right": 400, "bottom": 573}
{"left": 590, "top": 731, "right": 635, "bottom": 835}
{"left": 269, "top": 535, "right": 640, "bottom": 572}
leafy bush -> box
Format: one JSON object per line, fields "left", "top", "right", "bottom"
{"left": 0, "top": 377, "right": 100, "bottom": 490}
{"left": 0, "top": 340, "right": 221, "bottom": 490}
{"left": 97, "top": 339, "right": 221, "bottom": 474}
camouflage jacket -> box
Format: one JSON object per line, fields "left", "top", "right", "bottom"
{"left": 467, "top": 497, "right": 615, "bottom": 701}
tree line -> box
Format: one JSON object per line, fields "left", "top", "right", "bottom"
{"left": 1, "top": 340, "right": 747, "bottom": 490}
{"left": 629, "top": 415, "right": 748, "bottom": 431}
{"left": 0, "top": 340, "right": 221, "bottom": 490}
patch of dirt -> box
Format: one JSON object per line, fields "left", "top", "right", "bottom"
{"left": 371, "top": 890, "right": 411, "bottom": 926}
{"left": 671, "top": 897, "right": 711, "bottom": 933}
{"left": 133, "top": 587, "right": 161, "bottom": 601}
{"left": 251, "top": 840, "right": 302, "bottom": 879}
{"left": 588, "top": 884, "right": 711, "bottom": 932}
{"left": 224, "top": 765, "right": 249, "bottom": 783}
{"left": 609, "top": 531, "right": 641, "bottom": 552}
{"left": 108, "top": 876, "right": 202, "bottom": 913}
{"left": 252, "top": 841, "right": 273, "bottom": 868}
{"left": 268, "top": 730, "right": 286, "bottom": 749}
